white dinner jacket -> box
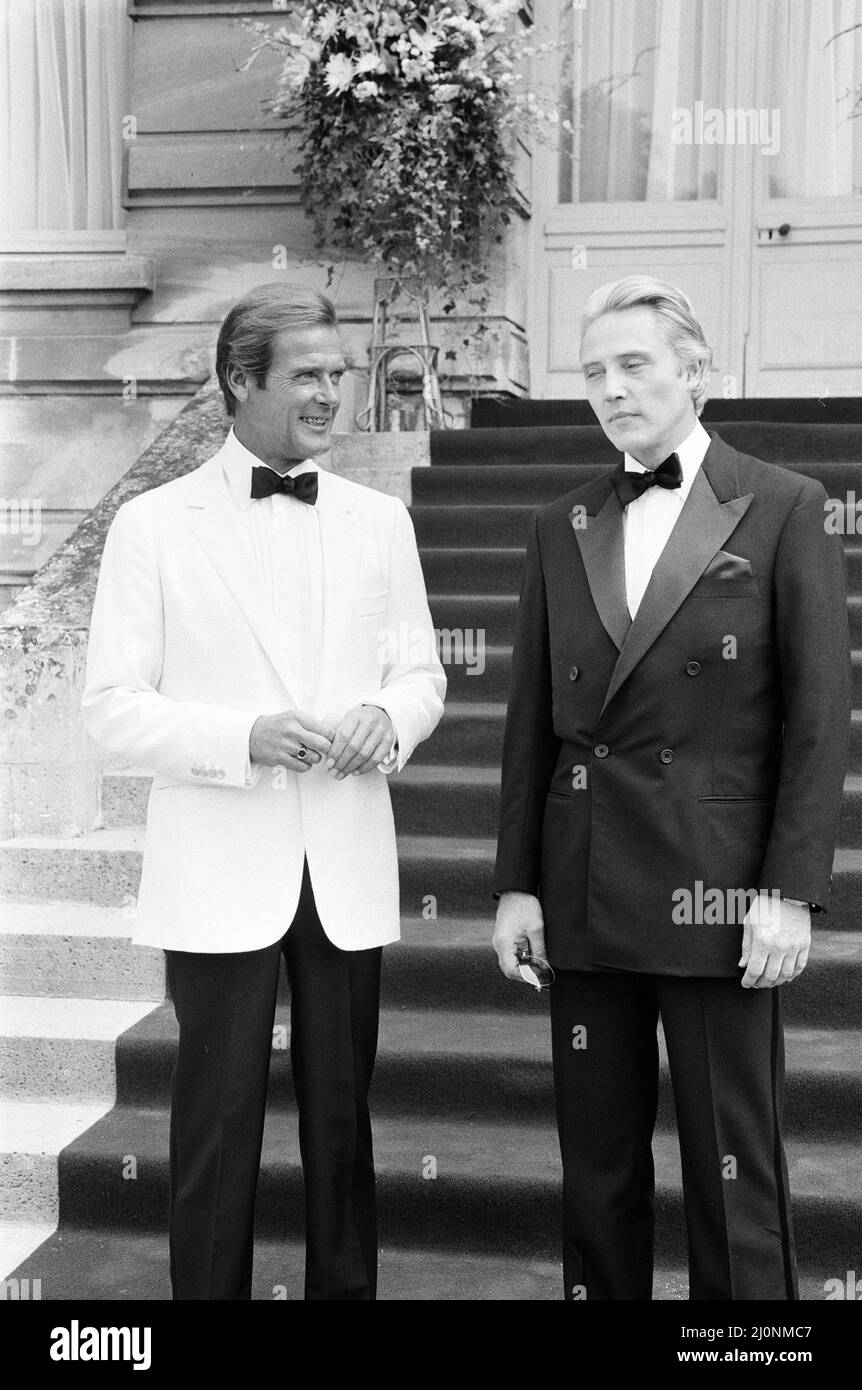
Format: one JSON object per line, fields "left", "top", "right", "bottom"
{"left": 82, "top": 441, "right": 446, "bottom": 952}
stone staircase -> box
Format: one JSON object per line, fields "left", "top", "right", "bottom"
{"left": 1, "top": 412, "right": 860, "bottom": 1299}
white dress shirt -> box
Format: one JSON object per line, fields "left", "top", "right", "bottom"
{"left": 221, "top": 426, "right": 397, "bottom": 769}
{"left": 221, "top": 427, "right": 324, "bottom": 712}
{"left": 622, "top": 419, "right": 711, "bottom": 618}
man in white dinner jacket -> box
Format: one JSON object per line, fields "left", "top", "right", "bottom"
{"left": 82, "top": 283, "right": 446, "bottom": 1301}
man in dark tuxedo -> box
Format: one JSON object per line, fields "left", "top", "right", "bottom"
{"left": 492, "top": 276, "right": 851, "bottom": 1300}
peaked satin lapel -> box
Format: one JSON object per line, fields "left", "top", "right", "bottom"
{"left": 315, "top": 469, "right": 362, "bottom": 707}
{"left": 599, "top": 445, "right": 754, "bottom": 717}
{"left": 571, "top": 479, "right": 630, "bottom": 652}
{"left": 185, "top": 455, "right": 301, "bottom": 704}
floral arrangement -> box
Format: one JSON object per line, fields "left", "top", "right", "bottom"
{"left": 247, "top": 1, "right": 559, "bottom": 310}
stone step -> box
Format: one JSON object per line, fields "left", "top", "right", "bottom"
{"left": 2, "top": 831, "right": 861, "bottom": 929}
{"left": 429, "top": 592, "right": 517, "bottom": 645}
{"left": 412, "top": 497, "right": 862, "bottom": 552}
{"left": 31, "top": 1105, "right": 862, "bottom": 1270}
{"left": 2, "top": 1226, "right": 561, "bottom": 1300}
{"left": 0, "top": 1098, "right": 116, "bottom": 1226}
{"left": 0, "top": 829, "right": 495, "bottom": 915}
{"left": 0, "top": 328, "right": 210, "bottom": 395}
{"left": 0, "top": 997, "right": 160, "bottom": 1102}
{"left": 2, "top": 895, "right": 858, "bottom": 1025}
{"left": 422, "top": 535, "right": 862, "bottom": 597}
{"left": 412, "top": 503, "right": 537, "bottom": 548}
{"left": 0, "top": 1227, "right": 839, "bottom": 1301}
{"left": 0, "top": 897, "right": 164, "bottom": 999}
{"left": 431, "top": 590, "right": 862, "bottom": 647}
{"left": 409, "top": 702, "right": 508, "bottom": 764}
{"left": 415, "top": 458, "right": 862, "bottom": 504}
{"left": 387, "top": 922, "right": 862, "bottom": 1029}
{"left": 419, "top": 543, "right": 862, "bottom": 606}
{"left": 431, "top": 420, "right": 862, "bottom": 467}
{"left": 0, "top": 1221, "right": 58, "bottom": 1285}
{"left": 98, "top": 761, "right": 862, "bottom": 850}
{"left": 0, "top": 828, "right": 146, "bottom": 909}
{"left": 111, "top": 1001, "right": 862, "bottom": 1140}
{"left": 420, "top": 546, "right": 526, "bottom": 594}
{"left": 469, "top": 398, "right": 862, "bottom": 428}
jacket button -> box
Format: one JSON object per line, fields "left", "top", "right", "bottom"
{"left": 594, "top": 743, "right": 609, "bottom": 759}
{"left": 660, "top": 748, "right": 674, "bottom": 764}
{"left": 568, "top": 665, "right": 580, "bottom": 681}
{"left": 685, "top": 661, "right": 702, "bottom": 676}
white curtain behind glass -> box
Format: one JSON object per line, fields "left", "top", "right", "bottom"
{"left": 558, "top": 0, "right": 724, "bottom": 203}
{"left": 767, "top": 0, "right": 862, "bottom": 197}
{"left": 0, "top": 0, "right": 128, "bottom": 232}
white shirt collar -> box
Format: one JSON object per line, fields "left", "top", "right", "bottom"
{"left": 624, "top": 418, "right": 711, "bottom": 498}
{"left": 220, "top": 426, "right": 319, "bottom": 510}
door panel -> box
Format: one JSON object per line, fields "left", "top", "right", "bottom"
{"left": 529, "top": 0, "right": 862, "bottom": 399}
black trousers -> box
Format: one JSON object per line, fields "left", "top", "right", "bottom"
{"left": 165, "top": 862, "right": 382, "bottom": 1301}
{"left": 549, "top": 971, "right": 798, "bottom": 1301}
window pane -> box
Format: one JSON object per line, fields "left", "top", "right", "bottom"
{"left": 557, "top": 0, "right": 724, "bottom": 203}
{"left": 1, "top": 0, "right": 129, "bottom": 232}
{"left": 766, "top": 0, "right": 862, "bottom": 197}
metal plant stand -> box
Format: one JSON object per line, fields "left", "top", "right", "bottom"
{"left": 357, "top": 275, "right": 450, "bottom": 432}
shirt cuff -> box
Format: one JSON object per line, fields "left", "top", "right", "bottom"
{"left": 362, "top": 703, "right": 398, "bottom": 768}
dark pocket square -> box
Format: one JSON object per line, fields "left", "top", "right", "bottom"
{"left": 702, "top": 549, "right": 754, "bottom": 580}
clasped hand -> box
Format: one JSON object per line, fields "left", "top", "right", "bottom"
{"left": 249, "top": 704, "right": 394, "bottom": 778}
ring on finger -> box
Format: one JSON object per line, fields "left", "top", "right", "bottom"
{"left": 296, "top": 745, "right": 308, "bottom": 761}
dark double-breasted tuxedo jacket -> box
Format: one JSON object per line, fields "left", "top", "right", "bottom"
{"left": 493, "top": 432, "right": 851, "bottom": 976}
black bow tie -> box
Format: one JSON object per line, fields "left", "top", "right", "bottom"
{"left": 611, "top": 452, "right": 683, "bottom": 508}
{"left": 250, "top": 466, "right": 318, "bottom": 505}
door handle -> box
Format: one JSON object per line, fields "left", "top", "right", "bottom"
{"left": 759, "top": 223, "right": 791, "bottom": 242}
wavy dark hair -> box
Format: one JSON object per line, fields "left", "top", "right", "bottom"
{"left": 215, "top": 282, "right": 338, "bottom": 417}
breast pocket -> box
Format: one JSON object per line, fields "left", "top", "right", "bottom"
{"left": 693, "top": 577, "right": 760, "bottom": 599}
{"left": 356, "top": 589, "right": 389, "bottom": 618}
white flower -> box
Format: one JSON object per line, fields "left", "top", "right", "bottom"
{"left": 324, "top": 52, "right": 356, "bottom": 95}
{"left": 432, "top": 82, "right": 461, "bottom": 103}
{"left": 312, "top": 7, "right": 341, "bottom": 45}
{"left": 472, "top": 0, "right": 520, "bottom": 29}
{"left": 355, "top": 51, "right": 383, "bottom": 76}
{"left": 406, "top": 59, "right": 432, "bottom": 84}
{"left": 280, "top": 49, "right": 312, "bottom": 91}
{"left": 355, "top": 80, "right": 380, "bottom": 101}
{"left": 285, "top": 34, "right": 322, "bottom": 64}
{"left": 442, "top": 15, "right": 485, "bottom": 50}
{"left": 407, "top": 26, "right": 440, "bottom": 65}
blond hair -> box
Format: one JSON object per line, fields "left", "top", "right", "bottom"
{"left": 580, "top": 276, "right": 713, "bottom": 415}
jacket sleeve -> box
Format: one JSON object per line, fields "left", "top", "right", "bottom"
{"left": 759, "top": 477, "right": 852, "bottom": 908}
{"left": 363, "top": 497, "right": 446, "bottom": 773}
{"left": 493, "top": 512, "right": 561, "bottom": 895}
{"left": 82, "top": 500, "right": 262, "bottom": 789}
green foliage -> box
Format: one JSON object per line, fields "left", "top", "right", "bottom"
{"left": 250, "top": 1, "right": 531, "bottom": 307}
